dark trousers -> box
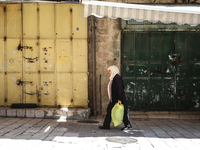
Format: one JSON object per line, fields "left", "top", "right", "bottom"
{"left": 103, "top": 102, "right": 131, "bottom": 128}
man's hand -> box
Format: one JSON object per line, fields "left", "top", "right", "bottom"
{"left": 118, "top": 100, "right": 121, "bottom": 103}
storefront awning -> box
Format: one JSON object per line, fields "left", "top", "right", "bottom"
{"left": 82, "top": 0, "right": 200, "bottom": 26}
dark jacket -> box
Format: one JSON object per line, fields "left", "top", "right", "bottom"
{"left": 111, "top": 74, "right": 128, "bottom": 111}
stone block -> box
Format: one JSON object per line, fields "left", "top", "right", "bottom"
{"left": 0, "top": 108, "right": 7, "bottom": 116}
{"left": 130, "top": 114, "right": 148, "bottom": 119}
{"left": 26, "top": 109, "right": 35, "bottom": 118}
{"left": 67, "top": 108, "right": 76, "bottom": 118}
{"left": 148, "top": 114, "right": 179, "bottom": 119}
{"left": 7, "top": 109, "right": 17, "bottom": 117}
{"left": 44, "top": 108, "right": 62, "bottom": 119}
{"left": 180, "top": 115, "right": 200, "bottom": 119}
{"left": 52, "top": 109, "right": 62, "bottom": 119}
{"left": 44, "top": 109, "right": 53, "bottom": 119}
{"left": 17, "top": 109, "right": 26, "bottom": 117}
{"left": 35, "top": 109, "right": 44, "bottom": 118}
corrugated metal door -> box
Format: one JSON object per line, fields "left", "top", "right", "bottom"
{"left": 0, "top": 3, "right": 88, "bottom": 107}
{"left": 121, "top": 31, "right": 200, "bottom": 111}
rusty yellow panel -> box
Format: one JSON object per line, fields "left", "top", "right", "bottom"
{"left": 40, "top": 74, "right": 55, "bottom": 106}
{"left": 23, "top": 3, "right": 38, "bottom": 39}
{"left": 39, "top": 4, "right": 54, "bottom": 39}
{"left": 7, "top": 39, "right": 22, "bottom": 72}
{"left": 7, "top": 4, "right": 22, "bottom": 38}
{"left": 73, "top": 39, "right": 87, "bottom": 73}
{"left": 23, "top": 40, "right": 39, "bottom": 72}
{"left": 72, "top": 4, "right": 87, "bottom": 39}
{"left": 73, "top": 73, "right": 88, "bottom": 107}
{"left": 23, "top": 73, "right": 38, "bottom": 104}
{"left": 0, "top": 4, "right": 4, "bottom": 38}
{"left": 40, "top": 40, "right": 55, "bottom": 72}
{"left": 7, "top": 74, "right": 22, "bottom": 106}
{"left": 0, "top": 73, "right": 4, "bottom": 105}
{"left": 55, "top": 4, "right": 71, "bottom": 39}
{"left": 56, "top": 40, "right": 71, "bottom": 72}
{"left": 0, "top": 39, "right": 4, "bottom": 105}
{"left": 0, "top": 39, "right": 4, "bottom": 72}
{"left": 57, "top": 73, "right": 72, "bottom": 106}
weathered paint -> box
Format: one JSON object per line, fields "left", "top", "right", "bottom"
{"left": 0, "top": 2, "right": 88, "bottom": 107}
{"left": 121, "top": 31, "right": 200, "bottom": 111}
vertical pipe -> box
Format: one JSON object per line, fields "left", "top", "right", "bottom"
{"left": 91, "top": 16, "right": 97, "bottom": 116}
{"left": 99, "top": 74, "right": 102, "bottom": 115}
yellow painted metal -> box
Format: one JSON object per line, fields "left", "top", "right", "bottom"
{"left": 73, "top": 40, "right": 88, "bottom": 73}
{"left": 39, "top": 4, "right": 54, "bottom": 39}
{"left": 56, "top": 40, "right": 71, "bottom": 72}
{"left": 40, "top": 39, "right": 55, "bottom": 106}
{"left": 7, "top": 4, "right": 22, "bottom": 38}
{"left": 73, "top": 73, "right": 88, "bottom": 107}
{"left": 72, "top": 4, "right": 87, "bottom": 39}
{"left": 40, "top": 40, "right": 55, "bottom": 72}
{"left": 41, "top": 74, "right": 55, "bottom": 106}
{"left": 57, "top": 73, "right": 72, "bottom": 106}
{"left": 1, "top": 3, "right": 88, "bottom": 107}
{"left": 7, "top": 73, "right": 22, "bottom": 106}
{"left": 22, "top": 4, "right": 39, "bottom": 104}
{"left": 0, "top": 39, "right": 4, "bottom": 73}
{"left": 6, "top": 39, "right": 22, "bottom": 105}
{"left": 7, "top": 39, "right": 22, "bottom": 72}
{"left": 0, "top": 39, "right": 4, "bottom": 106}
{"left": 23, "top": 40, "right": 39, "bottom": 104}
{"left": 0, "top": 73, "right": 4, "bottom": 106}
{"left": 23, "top": 73, "right": 38, "bottom": 104}
{"left": 0, "top": 4, "right": 4, "bottom": 38}
{"left": 55, "top": 4, "right": 71, "bottom": 39}
{"left": 73, "top": 39, "right": 88, "bottom": 107}
{"left": 23, "top": 3, "right": 38, "bottom": 39}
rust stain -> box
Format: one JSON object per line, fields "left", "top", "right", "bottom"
{"left": 70, "top": 36, "right": 73, "bottom": 41}
{"left": 24, "top": 46, "right": 33, "bottom": 51}
{"left": 43, "top": 47, "right": 48, "bottom": 51}
{"left": 17, "top": 43, "right": 23, "bottom": 51}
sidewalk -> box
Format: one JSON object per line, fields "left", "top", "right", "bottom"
{"left": 0, "top": 116, "right": 200, "bottom": 150}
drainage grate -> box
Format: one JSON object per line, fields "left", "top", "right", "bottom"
{"left": 106, "top": 137, "right": 137, "bottom": 144}
{"left": 77, "top": 120, "right": 99, "bottom": 124}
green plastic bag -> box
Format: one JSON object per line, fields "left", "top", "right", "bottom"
{"left": 111, "top": 102, "right": 124, "bottom": 127}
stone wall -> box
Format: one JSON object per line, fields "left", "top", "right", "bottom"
{"left": 88, "top": 17, "right": 121, "bottom": 115}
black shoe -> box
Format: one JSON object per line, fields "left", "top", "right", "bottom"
{"left": 99, "top": 126, "right": 110, "bottom": 130}
{"left": 121, "top": 124, "right": 132, "bottom": 131}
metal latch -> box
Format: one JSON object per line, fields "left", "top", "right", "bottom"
{"left": 23, "top": 56, "right": 39, "bottom": 63}
{"left": 16, "top": 79, "right": 33, "bottom": 85}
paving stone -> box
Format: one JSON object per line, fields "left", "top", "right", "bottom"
{"left": 26, "top": 109, "right": 35, "bottom": 118}
{"left": 7, "top": 109, "right": 17, "bottom": 117}
{"left": 17, "top": 109, "right": 26, "bottom": 118}
{"left": 35, "top": 109, "right": 45, "bottom": 118}
{"left": 0, "top": 117, "right": 200, "bottom": 150}
{"left": 0, "top": 109, "right": 7, "bottom": 117}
